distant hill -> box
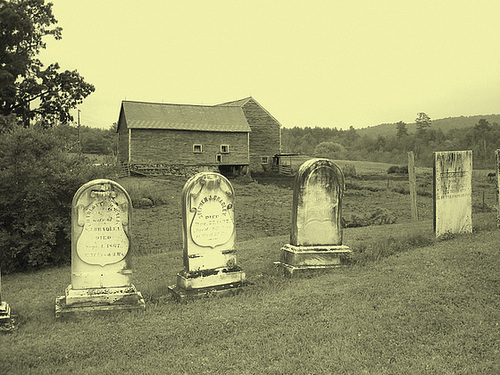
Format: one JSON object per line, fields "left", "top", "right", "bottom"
{"left": 357, "top": 114, "right": 500, "bottom": 138}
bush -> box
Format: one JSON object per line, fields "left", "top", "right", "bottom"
{"left": 0, "top": 124, "right": 111, "bottom": 273}
{"left": 387, "top": 165, "right": 408, "bottom": 174}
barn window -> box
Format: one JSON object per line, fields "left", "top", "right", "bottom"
{"left": 216, "top": 154, "right": 222, "bottom": 163}
{"left": 220, "top": 144, "right": 229, "bottom": 153}
{"left": 193, "top": 144, "right": 203, "bottom": 153}
{"left": 261, "top": 156, "right": 269, "bottom": 164}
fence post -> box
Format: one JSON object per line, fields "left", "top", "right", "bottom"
{"left": 408, "top": 151, "right": 418, "bottom": 222}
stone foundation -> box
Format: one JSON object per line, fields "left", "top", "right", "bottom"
{"left": 130, "top": 163, "right": 220, "bottom": 178}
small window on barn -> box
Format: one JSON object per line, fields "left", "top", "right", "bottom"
{"left": 216, "top": 154, "right": 222, "bottom": 163}
{"left": 261, "top": 156, "right": 269, "bottom": 164}
{"left": 193, "top": 144, "right": 203, "bottom": 153}
{"left": 220, "top": 144, "right": 229, "bottom": 154}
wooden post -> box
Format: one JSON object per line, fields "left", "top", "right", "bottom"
{"left": 496, "top": 149, "right": 500, "bottom": 227}
{"left": 408, "top": 151, "right": 418, "bottom": 222}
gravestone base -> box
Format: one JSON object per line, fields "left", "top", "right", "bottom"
{"left": 168, "top": 267, "right": 246, "bottom": 301}
{"left": 55, "top": 285, "right": 145, "bottom": 318}
{"left": 275, "top": 244, "right": 352, "bottom": 277}
{"left": 0, "top": 301, "right": 15, "bottom": 332}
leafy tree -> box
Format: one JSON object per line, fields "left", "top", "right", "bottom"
{"left": 396, "top": 121, "right": 408, "bottom": 137}
{"left": 0, "top": 0, "right": 94, "bottom": 127}
{"left": 416, "top": 112, "right": 431, "bottom": 136}
{"left": 0, "top": 119, "right": 111, "bottom": 272}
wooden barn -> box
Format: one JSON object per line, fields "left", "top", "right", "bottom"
{"left": 116, "top": 97, "right": 281, "bottom": 176}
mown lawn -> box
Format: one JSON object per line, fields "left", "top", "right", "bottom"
{"left": 1, "top": 219, "right": 499, "bottom": 374}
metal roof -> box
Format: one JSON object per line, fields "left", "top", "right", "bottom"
{"left": 121, "top": 101, "right": 251, "bottom": 132}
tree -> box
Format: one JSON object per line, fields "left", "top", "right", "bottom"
{"left": 0, "top": 0, "right": 94, "bottom": 127}
{"left": 396, "top": 121, "right": 408, "bottom": 137}
{"left": 416, "top": 112, "right": 431, "bottom": 136}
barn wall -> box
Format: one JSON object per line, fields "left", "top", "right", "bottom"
{"left": 117, "top": 110, "right": 129, "bottom": 164}
{"left": 130, "top": 129, "right": 249, "bottom": 165}
{"left": 241, "top": 99, "right": 281, "bottom": 172}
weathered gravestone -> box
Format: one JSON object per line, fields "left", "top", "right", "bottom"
{"left": 0, "top": 269, "right": 15, "bottom": 331}
{"left": 496, "top": 149, "right": 500, "bottom": 227}
{"left": 433, "top": 151, "right": 473, "bottom": 238}
{"left": 168, "top": 172, "right": 245, "bottom": 300}
{"left": 276, "top": 158, "right": 351, "bottom": 276}
{"left": 55, "top": 179, "right": 145, "bottom": 317}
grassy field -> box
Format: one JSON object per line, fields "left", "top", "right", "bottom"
{"left": 116, "top": 161, "right": 498, "bottom": 256}
{"left": 1, "top": 220, "right": 499, "bottom": 374}
{"left": 1, "top": 161, "right": 499, "bottom": 374}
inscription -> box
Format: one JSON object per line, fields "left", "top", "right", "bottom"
{"left": 191, "top": 194, "right": 234, "bottom": 248}
{"left": 76, "top": 199, "right": 129, "bottom": 266}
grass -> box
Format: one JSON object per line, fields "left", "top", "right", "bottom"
{"left": 1, "top": 221, "right": 499, "bottom": 374}
{"left": 1, "top": 164, "right": 499, "bottom": 373}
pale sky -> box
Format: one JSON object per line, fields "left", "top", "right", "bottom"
{"left": 39, "top": 0, "right": 500, "bottom": 130}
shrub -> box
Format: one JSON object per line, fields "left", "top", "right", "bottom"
{"left": 0, "top": 124, "right": 111, "bottom": 273}
{"left": 387, "top": 165, "right": 408, "bottom": 174}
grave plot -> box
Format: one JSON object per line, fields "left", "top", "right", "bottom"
{"left": 276, "top": 158, "right": 352, "bottom": 276}
{"left": 55, "top": 179, "right": 145, "bottom": 317}
{"left": 168, "top": 172, "right": 246, "bottom": 300}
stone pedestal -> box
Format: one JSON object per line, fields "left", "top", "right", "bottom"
{"left": 0, "top": 301, "right": 15, "bottom": 332}
{"left": 168, "top": 267, "right": 246, "bottom": 301}
{"left": 276, "top": 244, "right": 352, "bottom": 276}
{"left": 56, "top": 285, "right": 145, "bottom": 317}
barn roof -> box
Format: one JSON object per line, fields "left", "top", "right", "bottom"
{"left": 217, "top": 97, "right": 253, "bottom": 107}
{"left": 120, "top": 101, "right": 251, "bottom": 132}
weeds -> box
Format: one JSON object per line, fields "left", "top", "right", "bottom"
{"left": 352, "top": 231, "right": 435, "bottom": 264}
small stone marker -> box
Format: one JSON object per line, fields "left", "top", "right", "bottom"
{"left": 0, "top": 269, "right": 15, "bottom": 331}
{"left": 433, "top": 151, "right": 473, "bottom": 237}
{"left": 276, "top": 158, "right": 351, "bottom": 276}
{"left": 55, "top": 179, "right": 145, "bottom": 317}
{"left": 168, "top": 172, "right": 245, "bottom": 300}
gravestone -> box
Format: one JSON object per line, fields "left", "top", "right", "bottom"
{"left": 496, "top": 149, "right": 500, "bottom": 227}
{"left": 55, "top": 179, "right": 145, "bottom": 317}
{"left": 433, "top": 151, "right": 473, "bottom": 237}
{"left": 0, "top": 269, "right": 15, "bottom": 331}
{"left": 168, "top": 172, "right": 245, "bottom": 300}
{"left": 276, "top": 158, "right": 351, "bottom": 276}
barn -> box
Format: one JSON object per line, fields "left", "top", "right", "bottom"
{"left": 116, "top": 97, "right": 281, "bottom": 176}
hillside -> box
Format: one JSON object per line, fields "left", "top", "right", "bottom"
{"left": 357, "top": 114, "right": 500, "bottom": 138}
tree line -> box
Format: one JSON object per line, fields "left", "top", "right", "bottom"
{"left": 282, "top": 115, "right": 500, "bottom": 168}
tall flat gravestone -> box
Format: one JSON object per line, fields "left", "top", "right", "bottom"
{"left": 55, "top": 179, "right": 145, "bottom": 317}
{"left": 496, "top": 149, "right": 500, "bottom": 227}
{"left": 168, "top": 172, "right": 245, "bottom": 300}
{"left": 276, "top": 158, "right": 351, "bottom": 276}
{"left": 0, "top": 270, "right": 15, "bottom": 331}
{"left": 433, "top": 151, "right": 473, "bottom": 237}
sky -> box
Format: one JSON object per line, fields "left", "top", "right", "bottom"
{"left": 39, "top": 0, "right": 500, "bottom": 130}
